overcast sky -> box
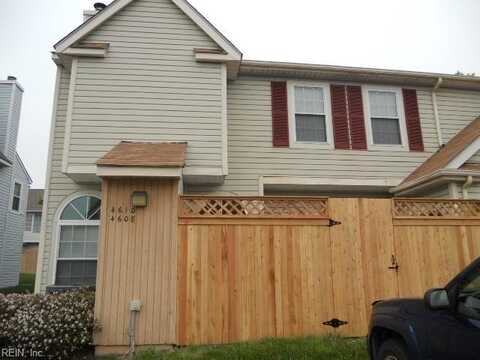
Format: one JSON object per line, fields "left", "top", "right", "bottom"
{"left": 0, "top": 0, "right": 479, "bottom": 188}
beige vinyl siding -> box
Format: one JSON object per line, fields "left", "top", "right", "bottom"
{"left": 437, "top": 89, "right": 480, "bottom": 143}
{"left": 67, "top": 0, "right": 224, "bottom": 171}
{"left": 38, "top": 68, "right": 99, "bottom": 292}
{"left": 424, "top": 186, "right": 451, "bottom": 198}
{"left": 188, "top": 77, "right": 440, "bottom": 195}
{"left": 186, "top": 78, "right": 480, "bottom": 196}
{"left": 467, "top": 184, "right": 480, "bottom": 199}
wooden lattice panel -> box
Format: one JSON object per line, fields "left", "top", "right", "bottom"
{"left": 393, "top": 199, "right": 480, "bottom": 218}
{"left": 179, "top": 197, "right": 329, "bottom": 219}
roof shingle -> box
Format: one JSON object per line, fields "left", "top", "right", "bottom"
{"left": 96, "top": 141, "right": 187, "bottom": 168}
{"left": 402, "top": 117, "right": 480, "bottom": 184}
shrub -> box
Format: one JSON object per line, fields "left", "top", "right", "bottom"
{"left": 0, "top": 289, "right": 98, "bottom": 359}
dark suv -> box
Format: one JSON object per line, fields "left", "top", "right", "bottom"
{"left": 368, "top": 257, "right": 480, "bottom": 360}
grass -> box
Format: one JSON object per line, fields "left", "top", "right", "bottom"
{"left": 100, "top": 336, "right": 368, "bottom": 360}
{"left": 0, "top": 273, "right": 35, "bottom": 294}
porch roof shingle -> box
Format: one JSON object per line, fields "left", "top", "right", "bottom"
{"left": 97, "top": 141, "right": 187, "bottom": 168}
{"left": 402, "top": 117, "right": 480, "bottom": 184}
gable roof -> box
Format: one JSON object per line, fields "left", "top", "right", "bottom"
{"left": 97, "top": 141, "right": 187, "bottom": 168}
{"left": 402, "top": 117, "right": 480, "bottom": 185}
{"left": 54, "top": 0, "right": 242, "bottom": 59}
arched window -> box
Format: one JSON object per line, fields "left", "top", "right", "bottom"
{"left": 55, "top": 195, "right": 101, "bottom": 286}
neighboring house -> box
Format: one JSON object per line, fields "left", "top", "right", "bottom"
{"left": 21, "top": 189, "right": 43, "bottom": 273}
{"left": 0, "top": 77, "right": 32, "bottom": 289}
{"left": 36, "top": 0, "right": 480, "bottom": 294}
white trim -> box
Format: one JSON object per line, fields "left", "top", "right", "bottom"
{"left": 448, "top": 182, "right": 460, "bottom": 199}
{"left": 62, "top": 58, "right": 78, "bottom": 173}
{"left": 35, "top": 66, "right": 62, "bottom": 293}
{"left": 258, "top": 176, "right": 264, "bottom": 196}
{"left": 182, "top": 167, "right": 223, "bottom": 177}
{"left": 287, "top": 81, "right": 334, "bottom": 149}
{"left": 362, "top": 85, "right": 409, "bottom": 151}
{"left": 62, "top": 47, "right": 108, "bottom": 57}
{"left": 195, "top": 52, "right": 237, "bottom": 63}
{"left": 170, "top": 0, "right": 241, "bottom": 59}
{"left": 55, "top": 0, "right": 241, "bottom": 59}
{"left": 446, "top": 137, "right": 480, "bottom": 169}
{"left": 262, "top": 176, "right": 402, "bottom": 188}
{"left": 221, "top": 63, "right": 228, "bottom": 175}
{"left": 50, "top": 192, "right": 101, "bottom": 286}
{"left": 96, "top": 165, "right": 183, "bottom": 178}
{"left": 55, "top": 0, "right": 134, "bottom": 52}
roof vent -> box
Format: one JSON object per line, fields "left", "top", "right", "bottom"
{"left": 7, "top": 76, "right": 16, "bottom": 81}
{"left": 94, "top": 2, "right": 107, "bottom": 11}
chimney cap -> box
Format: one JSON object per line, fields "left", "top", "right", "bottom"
{"left": 7, "top": 76, "right": 17, "bottom": 81}
{"left": 94, "top": 2, "right": 107, "bottom": 11}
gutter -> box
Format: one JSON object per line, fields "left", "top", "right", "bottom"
{"left": 391, "top": 169, "right": 480, "bottom": 195}
{"left": 432, "top": 77, "right": 444, "bottom": 146}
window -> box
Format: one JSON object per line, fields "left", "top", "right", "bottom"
{"left": 55, "top": 195, "right": 101, "bottom": 286}
{"left": 11, "top": 182, "right": 21, "bottom": 211}
{"left": 26, "top": 212, "right": 42, "bottom": 233}
{"left": 293, "top": 86, "right": 328, "bottom": 143}
{"left": 366, "top": 89, "right": 405, "bottom": 146}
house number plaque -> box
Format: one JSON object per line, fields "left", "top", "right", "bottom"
{"left": 109, "top": 206, "right": 136, "bottom": 223}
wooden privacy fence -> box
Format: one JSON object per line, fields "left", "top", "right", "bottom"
{"left": 177, "top": 196, "right": 480, "bottom": 345}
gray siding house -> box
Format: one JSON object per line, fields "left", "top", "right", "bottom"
{"left": 0, "top": 78, "right": 32, "bottom": 288}
{"left": 36, "top": 0, "right": 480, "bottom": 293}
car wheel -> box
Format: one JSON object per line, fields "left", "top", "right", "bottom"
{"left": 377, "top": 339, "right": 409, "bottom": 360}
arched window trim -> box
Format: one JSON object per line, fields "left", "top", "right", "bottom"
{"left": 51, "top": 192, "right": 101, "bottom": 286}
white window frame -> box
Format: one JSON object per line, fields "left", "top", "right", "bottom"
{"left": 10, "top": 181, "right": 23, "bottom": 213}
{"left": 288, "top": 81, "right": 334, "bottom": 149}
{"left": 362, "top": 85, "right": 408, "bottom": 151}
{"left": 51, "top": 193, "right": 101, "bottom": 286}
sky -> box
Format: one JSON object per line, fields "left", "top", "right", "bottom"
{"left": 0, "top": 0, "right": 479, "bottom": 188}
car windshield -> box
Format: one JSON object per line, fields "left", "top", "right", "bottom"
{"left": 459, "top": 267, "right": 480, "bottom": 296}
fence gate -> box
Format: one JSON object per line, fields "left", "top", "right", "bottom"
{"left": 392, "top": 199, "right": 480, "bottom": 298}
{"left": 177, "top": 197, "right": 338, "bottom": 345}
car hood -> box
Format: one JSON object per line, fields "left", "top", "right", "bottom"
{"left": 373, "top": 298, "right": 428, "bottom": 316}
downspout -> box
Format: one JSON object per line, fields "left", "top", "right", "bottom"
{"left": 462, "top": 176, "right": 473, "bottom": 199}
{"left": 432, "top": 77, "right": 444, "bottom": 146}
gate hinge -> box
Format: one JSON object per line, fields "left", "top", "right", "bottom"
{"left": 328, "top": 219, "right": 342, "bottom": 227}
{"left": 323, "top": 318, "right": 348, "bottom": 328}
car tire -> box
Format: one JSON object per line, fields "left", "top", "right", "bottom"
{"left": 377, "top": 339, "right": 409, "bottom": 360}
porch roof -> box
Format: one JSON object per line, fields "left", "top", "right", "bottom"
{"left": 96, "top": 141, "right": 187, "bottom": 168}
{"left": 402, "top": 117, "right": 480, "bottom": 185}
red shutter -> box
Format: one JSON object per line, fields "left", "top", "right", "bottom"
{"left": 347, "top": 85, "right": 367, "bottom": 150}
{"left": 330, "top": 85, "right": 350, "bottom": 149}
{"left": 403, "top": 89, "right": 424, "bottom": 151}
{"left": 271, "top": 81, "right": 289, "bottom": 147}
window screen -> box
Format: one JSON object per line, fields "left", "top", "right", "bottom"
{"left": 294, "top": 86, "right": 327, "bottom": 142}
{"left": 368, "top": 91, "right": 402, "bottom": 145}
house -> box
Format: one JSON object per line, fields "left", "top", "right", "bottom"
{"left": 35, "top": 0, "right": 480, "bottom": 353}
{"left": 0, "top": 77, "right": 32, "bottom": 289}
{"left": 21, "top": 189, "right": 43, "bottom": 273}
